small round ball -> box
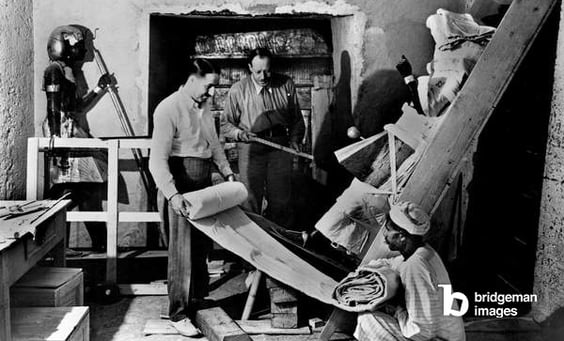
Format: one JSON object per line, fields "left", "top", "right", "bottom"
{"left": 347, "top": 126, "right": 361, "bottom": 139}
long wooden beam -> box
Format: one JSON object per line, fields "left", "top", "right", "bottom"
{"left": 399, "top": 0, "right": 559, "bottom": 211}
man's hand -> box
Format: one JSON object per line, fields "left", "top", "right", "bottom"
{"left": 237, "top": 130, "right": 257, "bottom": 143}
{"left": 169, "top": 193, "right": 190, "bottom": 217}
{"left": 290, "top": 141, "right": 301, "bottom": 152}
{"left": 226, "top": 174, "right": 236, "bottom": 182}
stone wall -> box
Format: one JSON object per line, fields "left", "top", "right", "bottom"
{"left": 533, "top": 0, "right": 564, "bottom": 323}
{"left": 0, "top": 0, "right": 34, "bottom": 200}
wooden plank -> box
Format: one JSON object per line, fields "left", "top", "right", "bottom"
{"left": 36, "top": 137, "right": 108, "bottom": 149}
{"left": 0, "top": 200, "right": 70, "bottom": 248}
{"left": 26, "top": 137, "right": 40, "bottom": 200}
{"left": 67, "top": 211, "right": 107, "bottom": 222}
{"left": 235, "top": 320, "right": 311, "bottom": 335}
{"left": 117, "top": 283, "right": 167, "bottom": 296}
{"left": 11, "top": 268, "right": 84, "bottom": 307}
{"left": 144, "top": 318, "right": 312, "bottom": 336}
{"left": 194, "top": 307, "right": 252, "bottom": 341}
{"left": 118, "top": 212, "right": 160, "bottom": 222}
{"left": 241, "top": 270, "right": 262, "bottom": 320}
{"left": 311, "top": 75, "right": 332, "bottom": 183}
{"left": 319, "top": 308, "right": 355, "bottom": 341}
{"left": 67, "top": 211, "right": 161, "bottom": 223}
{"left": 271, "top": 302, "right": 298, "bottom": 314}
{"left": 269, "top": 287, "right": 298, "bottom": 304}
{"left": 66, "top": 249, "right": 168, "bottom": 260}
{"left": 3, "top": 208, "right": 67, "bottom": 285}
{"left": 0, "top": 256, "right": 10, "bottom": 341}
{"left": 11, "top": 307, "right": 89, "bottom": 341}
{"left": 188, "top": 207, "right": 337, "bottom": 305}
{"left": 12, "top": 267, "right": 80, "bottom": 288}
{"left": 399, "top": 0, "right": 559, "bottom": 212}
{"left": 106, "top": 140, "right": 119, "bottom": 284}
{"left": 271, "top": 313, "right": 298, "bottom": 329}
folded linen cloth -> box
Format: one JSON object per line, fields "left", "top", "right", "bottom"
{"left": 333, "top": 262, "right": 400, "bottom": 312}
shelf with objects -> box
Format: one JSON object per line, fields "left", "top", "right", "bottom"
{"left": 191, "top": 28, "right": 334, "bottom": 175}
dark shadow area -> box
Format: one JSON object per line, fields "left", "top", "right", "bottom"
{"left": 290, "top": 51, "right": 359, "bottom": 231}
{"left": 148, "top": 14, "right": 333, "bottom": 134}
{"left": 541, "top": 307, "right": 564, "bottom": 340}
{"left": 451, "top": 4, "right": 559, "bottom": 316}
{"left": 352, "top": 69, "right": 409, "bottom": 138}
{"left": 312, "top": 50, "right": 356, "bottom": 199}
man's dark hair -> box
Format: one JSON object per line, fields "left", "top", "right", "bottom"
{"left": 188, "top": 58, "right": 219, "bottom": 77}
{"left": 247, "top": 47, "right": 273, "bottom": 66}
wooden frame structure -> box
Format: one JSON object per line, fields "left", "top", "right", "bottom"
{"left": 26, "top": 137, "right": 160, "bottom": 285}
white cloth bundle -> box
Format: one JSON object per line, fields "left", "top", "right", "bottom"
{"left": 424, "top": 8, "right": 496, "bottom": 116}
{"left": 333, "top": 263, "right": 400, "bottom": 312}
{"left": 315, "top": 178, "right": 389, "bottom": 256}
{"left": 183, "top": 182, "right": 248, "bottom": 220}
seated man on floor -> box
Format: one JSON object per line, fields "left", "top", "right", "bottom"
{"left": 355, "top": 201, "right": 465, "bottom": 341}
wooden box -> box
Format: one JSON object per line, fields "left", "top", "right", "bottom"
{"left": 266, "top": 278, "right": 300, "bottom": 329}
{"left": 12, "top": 306, "right": 90, "bottom": 341}
{"left": 11, "top": 267, "right": 83, "bottom": 307}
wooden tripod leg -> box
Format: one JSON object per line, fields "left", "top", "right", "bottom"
{"left": 241, "top": 270, "right": 262, "bottom": 320}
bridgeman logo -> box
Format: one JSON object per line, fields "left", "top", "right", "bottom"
{"left": 439, "top": 284, "right": 469, "bottom": 316}
{"left": 439, "top": 285, "right": 538, "bottom": 318}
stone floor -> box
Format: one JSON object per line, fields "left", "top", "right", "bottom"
{"left": 88, "top": 271, "right": 353, "bottom": 341}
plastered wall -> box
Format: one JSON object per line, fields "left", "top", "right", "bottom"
{"left": 0, "top": 0, "right": 34, "bottom": 200}
{"left": 533, "top": 1, "right": 564, "bottom": 323}
{"left": 32, "top": 0, "right": 467, "bottom": 245}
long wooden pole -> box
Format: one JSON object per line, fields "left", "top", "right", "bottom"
{"left": 93, "top": 48, "right": 152, "bottom": 195}
{"left": 249, "top": 136, "right": 313, "bottom": 160}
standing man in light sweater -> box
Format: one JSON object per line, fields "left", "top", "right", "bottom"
{"left": 149, "top": 59, "right": 234, "bottom": 336}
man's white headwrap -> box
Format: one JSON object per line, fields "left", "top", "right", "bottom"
{"left": 389, "top": 201, "right": 430, "bottom": 236}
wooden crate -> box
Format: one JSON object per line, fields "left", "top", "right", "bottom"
{"left": 11, "top": 306, "right": 89, "bottom": 341}
{"left": 10, "top": 267, "right": 83, "bottom": 307}
{"left": 266, "top": 278, "right": 300, "bottom": 329}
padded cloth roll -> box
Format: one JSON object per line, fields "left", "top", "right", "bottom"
{"left": 183, "top": 182, "right": 248, "bottom": 220}
{"left": 333, "top": 262, "right": 400, "bottom": 312}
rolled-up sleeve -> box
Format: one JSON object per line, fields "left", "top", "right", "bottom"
{"left": 149, "top": 106, "right": 177, "bottom": 200}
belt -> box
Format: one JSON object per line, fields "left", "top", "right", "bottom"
{"left": 256, "top": 126, "right": 288, "bottom": 138}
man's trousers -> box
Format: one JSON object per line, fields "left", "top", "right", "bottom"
{"left": 157, "top": 157, "right": 213, "bottom": 322}
{"left": 237, "top": 137, "right": 293, "bottom": 228}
